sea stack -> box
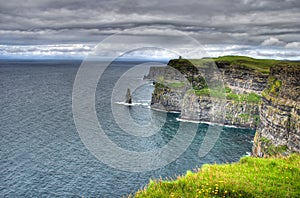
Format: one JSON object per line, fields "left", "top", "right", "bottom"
{"left": 125, "top": 88, "right": 132, "bottom": 104}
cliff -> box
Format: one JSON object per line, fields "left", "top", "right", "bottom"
{"left": 253, "top": 64, "right": 300, "bottom": 156}
{"left": 180, "top": 93, "right": 260, "bottom": 128}
{"left": 148, "top": 57, "right": 264, "bottom": 128}
{"left": 148, "top": 56, "right": 300, "bottom": 154}
{"left": 219, "top": 63, "right": 268, "bottom": 94}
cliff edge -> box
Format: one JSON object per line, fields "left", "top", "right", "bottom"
{"left": 147, "top": 56, "right": 300, "bottom": 155}
{"left": 253, "top": 64, "right": 300, "bottom": 156}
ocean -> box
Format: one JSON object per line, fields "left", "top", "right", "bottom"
{"left": 0, "top": 60, "right": 255, "bottom": 197}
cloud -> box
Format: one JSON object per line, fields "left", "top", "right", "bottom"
{"left": 0, "top": 44, "right": 95, "bottom": 58}
{"left": 285, "top": 42, "right": 300, "bottom": 49}
{"left": 261, "top": 37, "right": 285, "bottom": 46}
{"left": 2, "top": 43, "right": 299, "bottom": 60}
{"left": 0, "top": 0, "right": 299, "bottom": 59}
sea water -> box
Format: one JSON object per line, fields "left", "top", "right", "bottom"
{"left": 0, "top": 60, "right": 255, "bottom": 197}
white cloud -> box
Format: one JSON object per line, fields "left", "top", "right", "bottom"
{"left": 1, "top": 43, "right": 300, "bottom": 60}
{"left": 0, "top": 44, "right": 95, "bottom": 58}
{"left": 285, "top": 42, "right": 300, "bottom": 49}
{"left": 261, "top": 37, "right": 285, "bottom": 46}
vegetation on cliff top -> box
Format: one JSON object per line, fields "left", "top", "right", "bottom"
{"left": 169, "top": 55, "right": 300, "bottom": 74}
{"left": 213, "top": 56, "right": 281, "bottom": 74}
{"left": 133, "top": 154, "right": 300, "bottom": 198}
{"left": 214, "top": 56, "right": 299, "bottom": 74}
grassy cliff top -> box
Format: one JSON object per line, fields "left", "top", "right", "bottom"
{"left": 213, "top": 56, "right": 300, "bottom": 74}
{"left": 133, "top": 154, "right": 300, "bottom": 198}
{"left": 169, "top": 56, "right": 300, "bottom": 74}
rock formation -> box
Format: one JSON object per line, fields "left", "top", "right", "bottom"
{"left": 252, "top": 65, "right": 300, "bottom": 156}
{"left": 148, "top": 58, "right": 263, "bottom": 128}
{"left": 147, "top": 56, "right": 300, "bottom": 154}
{"left": 125, "top": 88, "right": 132, "bottom": 104}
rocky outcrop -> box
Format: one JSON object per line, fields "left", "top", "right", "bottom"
{"left": 252, "top": 65, "right": 300, "bottom": 156}
{"left": 145, "top": 66, "right": 187, "bottom": 82}
{"left": 217, "top": 63, "right": 268, "bottom": 94}
{"left": 125, "top": 88, "right": 132, "bottom": 104}
{"left": 148, "top": 59, "right": 262, "bottom": 128}
{"left": 180, "top": 94, "right": 259, "bottom": 128}
{"left": 147, "top": 57, "right": 300, "bottom": 155}
{"left": 150, "top": 82, "right": 183, "bottom": 112}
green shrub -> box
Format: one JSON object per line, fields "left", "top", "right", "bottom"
{"left": 226, "top": 93, "right": 239, "bottom": 101}
{"left": 194, "top": 88, "right": 210, "bottom": 96}
{"left": 246, "top": 92, "right": 261, "bottom": 103}
{"left": 225, "top": 87, "right": 232, "bottom": 93}
{"left": 239, "top": 113, "right": 250, "bottom": 121}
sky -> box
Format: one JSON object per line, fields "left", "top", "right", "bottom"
{"left": 1, "top": 0, "right": 300, "bottom": 59}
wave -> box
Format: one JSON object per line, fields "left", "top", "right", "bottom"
{"left": 176, "top": 118, "right": 252, "bottom": 130}
{"left": 176, "top": 118, "right": 248, "bottom": 129}
{"left": 115, "top": 101, "right": 149, "bottom": 106}
{"left": 150, "top": 107, "right": 181, "bottom": 114}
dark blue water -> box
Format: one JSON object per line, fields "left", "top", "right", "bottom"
{"left": 0, "top": 60, "right": 255, "bottom": 197}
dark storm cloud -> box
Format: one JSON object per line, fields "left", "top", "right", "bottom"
{"left": 0, "top": 0, "right": 300, "bottom": 58}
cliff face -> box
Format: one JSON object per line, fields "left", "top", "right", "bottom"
{"left": 151, "top": 83, "right": 183, "bottom": 112}
{"left": 253, "top": 65, "right": 300, "bottom": 156}
{"left": 218, "top": 63, "right": 268, "bottom": 94}
{"left": 147, "top": 66, "right": 189, "bottom": 112}
{"left": 147, "top": 57, "right": 300, "bottom": 155}
{"left": 149, "top": 60, "right": 262, "bottom": 128}
{"left": 146, "top": 66, "right": 186, "bottom": 82}
{"left": 180, "top": 94, "right": 259, "bottom": 128}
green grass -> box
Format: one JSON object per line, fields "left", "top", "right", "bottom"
{"left": 212, "top": 56, "right": 300, "bottom": 74}
{"left": 244, "top": 92, "right": 261, "bottom": 103}
{"left": 194, "top": 88, "right": 211, "bottom": 96}
{"left": 239, "top": 113, "right": 250, "bottom": 121}
{"left": 133, "top": 155, "right": 300, "bottom": 198}
{"left": 193, "top": 88, "right": 226, "bottom": 98}
{"left": 226, "top": 92, "right": 261, "bottom": 103}
{"left": 168, "top": 59, "right": 198, "bottom": 76}
{"left": 173, "top": 56, "right": 300, "bottom": 74}
{"left": 154, "top": 82, "right": 167, "bottom": 90}
{"left": 225, "top": 87, "right": 232, "bottom": 93}
{"left": 226, "top": 92, "right": 240, "bottom": 101}
{"left": 193, "top": 86, "right": 261, "bottom": 103}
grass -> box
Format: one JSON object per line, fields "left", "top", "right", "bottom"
{"left": 168, "top": 59, "right": 198, "bottom": 76}
{"left": 263, "top": 75, "right": 283, "bottom": 97}
{"left": 226, "top": 92, "right": 240, "bottom": 101}
{"left": 193, "top": 86, "right": 261, "bottom": 104}
{"left": 212, "top": 56, "right": 300, "bottom": 74}
{"left": 154, "top": 82, "right": 167, "bottom": 90}
{"left": 133, "top": 154, "right": 300, "bottom": 198}
{"left": 239, "top": 113, "right": 250, "bottom": 121}
{"left": 225, "top": 92, "right": 261, "bottom": 103}
{"left": 193, "top": 88, "right": 226, "bottom": 98}
{"left": 172, "top": 56, "right": 300, "bottom": 74}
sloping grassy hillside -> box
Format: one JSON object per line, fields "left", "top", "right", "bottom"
{"left": 213, "top": 56, "right": 299, "bottom": 74}
{"left": 133, "top": 155, "right": 300, "bottom": 198}
{"left": 179, "top": 56, "right": 300, "bottom": 74}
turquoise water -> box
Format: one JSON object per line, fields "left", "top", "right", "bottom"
{"left": 0, "top": 60, "right": 255, "bottom": 197}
